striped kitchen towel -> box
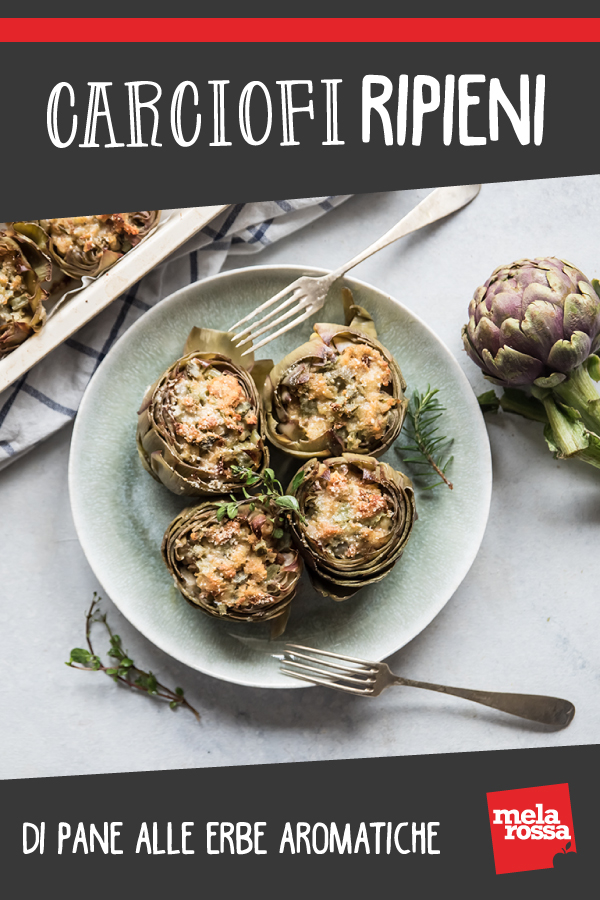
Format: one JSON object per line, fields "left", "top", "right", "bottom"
{"left": 0, "top": 196, "right": 350, "bottom": 470}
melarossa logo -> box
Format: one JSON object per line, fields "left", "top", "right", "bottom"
{"left": 492, "top": 804, "right": 570, "bottom": 841}
{"left": 486, "top": 783, "right": 577, "bottom": 875}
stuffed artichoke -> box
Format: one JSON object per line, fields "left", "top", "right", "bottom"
{"left": 137, "top": 328, "right": 271, "bottom": 497}
{"left": 0, "top": 223, "right": 52, "bottom": 358}
{"left": 15, "top": 212, "right": 160, "bottom": 278}
{"left": 287, "top": 453, "right": 416, "bottom": 600}
{"left": 162, "top": 498, "right": 302, "bottom": 635}
{"left": 263, "top": 290, "right": 408, "bottom": 459}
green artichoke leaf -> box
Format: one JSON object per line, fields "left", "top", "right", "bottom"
{"left": 477, "top": 390, "right": 500, "bottom": 413}
{"left": 269, "top": 604, "right": 292, "bottom": 639}
{"left": 555, "top": 401, "right": 582, "bottom": 422}
{"left": 150, "top": 452, "right": 191, "bottom": 495}
{"left": 342, "top": 287, "right": 378, "bottom": 340}
{"left": 546, "top": 331, "right": 593, "bottom": 374}
{"left": 10, "top": 222, "right": 53, "bottom": 282}
{"left": 137, "top": 382, "right": 155, "bottom": 416}
{"left": 586, "top": 354, "right": 600, "bottom": 381}
{"left": 93, "top": 250, "right": 123, "bottom": 277}
{"left": 533, "top": 372, "right": 567, "bottom": 389}
{"left": 289, "top": 469, "right": 305, "bottom": 493}
{"left": 11, "top": 221, "right": 47, "bottom": 245}
{"left": 482, "top": 345, "right": 545, "bottom": 385}
{"left": 543, "top": 424, "right": 559, "bottom": 455}
{"left": 184, "top": 327, "right": 254, "bottom": 368}
{"left": 247, "top": 358, "right": 274, "bottom": 392}
{"left": 588, "top": 398, "right": 600, "bottom": 424}
{"left": 579, "top": 430, "right": 600, "bottom": 468}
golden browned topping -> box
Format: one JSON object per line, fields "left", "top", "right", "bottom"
{"left": 40, "top": 214, "right": 145, "bottom": 256}
{"left": 282, "top": 342, "right": 398, "bottom": 450}
{"left": 163, "top": 358, "right": 261, "bottom": 476}
{"left": 175, "top": 514, "right": 295, "bottom": 612}
{"left": 304, "top": 463, "right": 393, "bottom": 558}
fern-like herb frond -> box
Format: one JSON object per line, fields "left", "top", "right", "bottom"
{"left": 396, "top": 386, "right": 454, "bottom": 490}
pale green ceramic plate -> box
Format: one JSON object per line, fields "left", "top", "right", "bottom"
{"left": 69, "top": 265, "right": 491, "bottom": 688}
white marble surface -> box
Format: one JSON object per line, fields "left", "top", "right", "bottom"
{"left": 2, "top": 176, "right": 599, "bottom": 780}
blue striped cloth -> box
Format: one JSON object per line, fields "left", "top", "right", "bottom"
{"left": 0, "top": 197, "right": 350, "bottom": 470}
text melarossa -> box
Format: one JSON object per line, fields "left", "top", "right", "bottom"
{"left": 47, "top": 75, "right": 545, "bottom": 150}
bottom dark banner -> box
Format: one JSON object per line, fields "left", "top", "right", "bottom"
{"left": 2, "top": 745, "right": 597, "bottom": 896}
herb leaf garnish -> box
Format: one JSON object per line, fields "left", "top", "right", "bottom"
{"left": 217, "top": 465, "right": 305, "bottom": 523}
{"left": 66, "top": 595, "right": 200, "bottom": 721}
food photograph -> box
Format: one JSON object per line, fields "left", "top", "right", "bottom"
{"left": 1, "top": 178, "right": 598, "bottom": 778}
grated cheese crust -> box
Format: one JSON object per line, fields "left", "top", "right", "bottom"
{"left": 40, "top": 214, "right": 146, "bottom": 257}
{"left": 163, "top": 358, "right": 261, "bottom": 478}
{"left": 175, "top": 516, "right": 289, "bottom": 612}
{"left": 304, "top": 463, "right": 393, "bottom": 559}
{"left": 282, "top": 342, "right": 398, "bottom": 450}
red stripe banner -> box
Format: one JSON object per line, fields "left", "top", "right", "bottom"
{"left": 0, "top": 17, "right": 599, "bottom": 43}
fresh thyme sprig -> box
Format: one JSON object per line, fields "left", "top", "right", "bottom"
{"left": 66, "top": 595, "right": 200, "bottom": 721}
{"left": 216, "top": 466, "right": 305, "bottom": 528}
{"left": 396, "top": 386, "right": 454, "bottom": 490}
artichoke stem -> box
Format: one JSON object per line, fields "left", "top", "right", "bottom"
{"left": 500, "top": 388, "right": 549, "bottom": 424}
{"left": 575, "top": 444, "right": 600, "bottom": 469}
{"left": 553, "top": 364, "right": 600, "bottom": 436}
{"left": 541, "top": 394, "right": 600, "bottom": 469}
{"left": 542, "top": 396, "right": 585, "bottom": 456}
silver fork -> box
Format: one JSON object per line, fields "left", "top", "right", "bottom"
{"left": 280, "top": 644, "right": 575, "bottom": 728}
{"left": 230, "top": 183, "right": 481, "bottom": 355}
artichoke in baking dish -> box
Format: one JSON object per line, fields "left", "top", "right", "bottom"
{"left": 15, "top": 211, "right": 160, "bottom": 278}
{"left": 263, "top": 290, "right": 408, "bottom": 459}
{"left": 287, "top": 453, "right": 416, "bottom": 600}
{"left": 137, "top": 328, "right": 272, "bottom": 497}
{"left": 0, "top": 223, "right": 52, "bottom": 358}
{"left": 162, "top": 498, "right": 302, "bottom": 635}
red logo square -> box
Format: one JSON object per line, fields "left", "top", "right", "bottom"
{"left": 487, "top": 783, "right": 576, "bottom": 875}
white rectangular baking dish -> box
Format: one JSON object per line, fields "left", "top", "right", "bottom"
{"left": 0, "top": 205, "right": 228, "bottom": 394}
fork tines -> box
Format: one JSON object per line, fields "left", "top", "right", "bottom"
{"left": 229, "top": 274, "right": 327, "bottom": 356}
{"left": 230, "top": 285, "right": 304, "bottom": 345}
{"left": 229, "top": 281, "right": 310, "bottom": 355}
{"left": 281, "top": 643, "right": 377, "bottom": 695}
{"left": 231, "top": 293, "right": 316, "bottom": 356}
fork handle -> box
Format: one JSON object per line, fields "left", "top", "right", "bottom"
{"left": 328, "top": 184, "right": 480, "bottom": 282}
{"left": 393, "top": 677, "right": 575, "bottom": 727}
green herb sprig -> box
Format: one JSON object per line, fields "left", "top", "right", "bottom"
{"left": 216, "top": 466, "right": 305, "bottom": 529}
{"left": 66, "top": 595, "right": 200, "bottom": 721}
{"left": 396, "top": 386, "right": 454, "bottom": 490}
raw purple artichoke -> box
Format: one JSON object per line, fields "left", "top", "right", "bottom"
{"left": 462, "top": 257, "right": 600, "bottom": 388}
{"left": 467, "top": 257, "right": 600, "bottom": 471}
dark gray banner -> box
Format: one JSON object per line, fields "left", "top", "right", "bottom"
{"left": 1, "top": 41, "right": 589, "bottom": 219}
{"left": 1, "top": 746, "right": 597, "bottom": 896}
